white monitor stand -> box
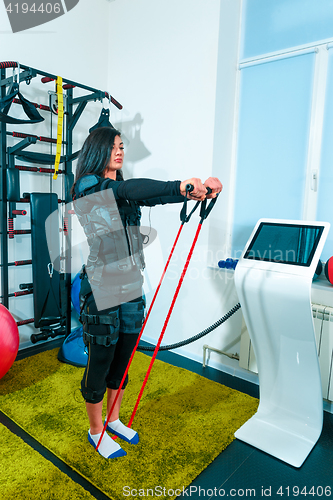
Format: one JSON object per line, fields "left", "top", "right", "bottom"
{"left": 234, "top": 218, "right": 330, "bottom": 468}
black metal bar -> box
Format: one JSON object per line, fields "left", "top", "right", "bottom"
{"left": 66, "top": 151, "right": 80, "bottom": 162}
{"left": 70, "top": 91, "right": 122, "bottom": 110}
{"left": 9, "top": 229, "right": 31, "bottom": 235}
{"left": 67, "top": 100, "right": 87, "bottom": 132}
{"left": 18, "top": 196, "right": 67, "bottom": 204}
{"left": 0, "top": 260, "right": 32, "bottom": 267}
{"left": 14, "top": 260, "right": 32, "bottom": 266}
{"left": 0, "top": 61, "right": 122, "bottom": 108}
{"left": 9, "top": 201, "right": 16, "bottom": 219}
{"left": 35, "top": 67, "right": 103, "bottom": 92}
{"left": 8, "top": 136, "right": 37, "bottom": 155}
{"left": 7, "top": 151, "right": 18, "bottom": 222}
{"left": 38, "top": 167, "right": 65, "bottom": 174}
{"left": 12, "top": 98, "right": 51, "bottom": 112}
{"left": 19, "top": 283, "right": 33, "bottom": 290}
{"left": 7, "top": 131, "right": 65, "bottom": 145}
{"left": 8, "top": 290, "right": 33, "bottom": 298}
{"left": 68, "top": 91, "right": 105, "bottom": 106}
{"left": 15, "top": 165, "right": 38, "bottom": 172}
{"left": 17, "top": 63, "right": 122, "bottom": 109}
{"left": 0, "top": 68, "right": 37, "bottom": 88}
{"left": 15, "top": 165, "right": 66, "bottom": 175}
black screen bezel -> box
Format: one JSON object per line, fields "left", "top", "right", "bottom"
{"left": 243, "top": 222, "right": 324, "bottom": 267}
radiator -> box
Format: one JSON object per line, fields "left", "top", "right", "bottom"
{"left": 239, "top": 304, "right": 333, "bottom": 403}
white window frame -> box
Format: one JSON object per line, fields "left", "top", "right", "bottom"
{"left": 228, "top": 37, "right": 333, "bottom": 257}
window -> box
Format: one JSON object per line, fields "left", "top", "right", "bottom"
{"left": 241, "top": 0, "right": 333, "bottom": 59}
{"left": 316, "top": 46, "right": 333, "bottom": 260}
{"left": 232, "top": 52, "right": 315, "bottom": 257}
{"left": 232, "top": 0, "right": 333, "bottom": 261}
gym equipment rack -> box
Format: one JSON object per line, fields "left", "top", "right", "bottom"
{"left": 0, "top": 61, "right": 122, "bottom": 344}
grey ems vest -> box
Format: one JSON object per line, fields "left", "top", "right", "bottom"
{"left": 74, "top": 175, "right": 145, "bottom": 288}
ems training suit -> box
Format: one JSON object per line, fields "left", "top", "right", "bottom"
{"left": 73, "top": 175, "right": 184, "bottom": 404}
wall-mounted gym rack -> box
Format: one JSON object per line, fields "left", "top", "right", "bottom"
{"left": 0, "top": 61, "right": 122, "bottom": 344}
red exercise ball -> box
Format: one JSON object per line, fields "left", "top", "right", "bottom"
{"left": 0, "top": 304, "right": 19, "bottom": 380}
{"left": 324, "top": 257, "right": 333, "bottom": 285}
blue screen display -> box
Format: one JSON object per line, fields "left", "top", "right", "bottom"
{"left": 244, "top": 223, "right": 324, "bottom": 266}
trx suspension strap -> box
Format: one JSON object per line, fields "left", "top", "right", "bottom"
{"left": 0, "top": 70, "right": 44, "bottom": 125}
{"left": 96, "top": 184, "right": 201, "bottom": 451}
{"left": 53, "top": 76, "right": 64, "bottom": 180}
{"left": 127, "top": 192, "right": 218, "bottom": 429}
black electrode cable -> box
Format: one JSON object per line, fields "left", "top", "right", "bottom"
{"left": 137, "top": 302, "right": 241, "bottom": 352}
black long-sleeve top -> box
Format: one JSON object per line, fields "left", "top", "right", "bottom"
{"left": 100, "top": 177, "right": 185, "bottom": 206}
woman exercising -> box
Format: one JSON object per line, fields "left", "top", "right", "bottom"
{"left": 72, "top": 127, "right": 222, "bottom": 459}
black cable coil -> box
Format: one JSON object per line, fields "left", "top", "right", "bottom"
{"left": 137, "top": 302, "right": 241, "bottom": 352}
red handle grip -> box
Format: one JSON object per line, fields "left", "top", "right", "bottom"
{"left": 12, "top": 210, "right": 27, "bottom": 216}
{"left": 105, "top": 92, "right": 123, "bottom": 110}
{"left": 14, "top": 290, "right": 33, "bottom": 297}
{"left": 16, "top": 318, "right": 34, "bottom": 326}
{"left": 12, "top": 132, "right": 57, "bottom": 144}
{"left": 41, "top": 76, "right": 54, "bottom": 83}
{"left": 13, "top": 98, "right": 51, "bottom": 112}
{"left": 11, "top": 230, "right": 31, "bottom": 235}
{"left": 0, "top": 61, "right": 18, "bottom": 69}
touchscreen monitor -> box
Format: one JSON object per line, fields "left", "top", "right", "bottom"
{"left": 243, "top": 222, "right": 324, "bottom": 266}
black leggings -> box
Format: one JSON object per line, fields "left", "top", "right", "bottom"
{"left": 81, "top": 294, "right": 145, "bottom": 404}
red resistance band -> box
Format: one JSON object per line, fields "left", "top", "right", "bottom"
{"left": 127, "top": 196, "right": 218, "bottom": 429}
{"left": 128, "top": 222, "right": 202, "bottom": 428}
{"left": 96, "top": 190, "right": 217, "bottom": 451}
{"left": 96, "top": 223, "right": 185, "bottom": 451}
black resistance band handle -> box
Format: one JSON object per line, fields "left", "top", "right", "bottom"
{"left": 180, "top": 184, "right": 197, "bottom": 224}
{"left": 185, "top": 184, "right": 212, "bottom": 196}
{"left": 199, "top": 193, "right": 218, "bottom": 223}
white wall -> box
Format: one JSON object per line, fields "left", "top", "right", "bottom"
{"left": 0, "top": 0, "right": 110, "bottom": 89}
{"left": 1, "top": 0, "right": 245, "bottom": 376}
{"left": 0, "top": 0, "right": 114, "bottom": 346}
{"left": 107, "top": 0, "right": 244, "bottom": 374}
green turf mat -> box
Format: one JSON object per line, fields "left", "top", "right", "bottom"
{"left": 0, "top": 423, "right": 96, "bottom": 500}
{"left": 0, "top": 349, "right": 258, "bottom": 499}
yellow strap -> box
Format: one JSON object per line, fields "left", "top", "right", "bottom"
{"left": 53, "top": 76, "right": 64, "bottom": 180}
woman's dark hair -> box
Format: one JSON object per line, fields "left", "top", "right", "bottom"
{"left": 71, "top": 126, "right": 123, "bottom": 195}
